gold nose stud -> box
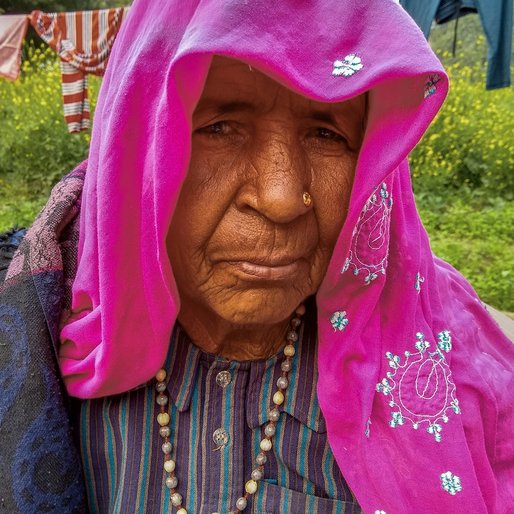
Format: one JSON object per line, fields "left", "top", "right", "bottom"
{"left": 303, "top": 192, "right": 313, "bottom": 207}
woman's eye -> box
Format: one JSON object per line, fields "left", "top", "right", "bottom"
{"left": 197, "top": 121, "right": 231, "bottom": 136}
{"left": 315, "top": 127, "right": 347, "bottom": 144}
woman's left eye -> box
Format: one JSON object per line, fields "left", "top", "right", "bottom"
{"left": 315, "top": 127, "right": 347, "bottom": 143}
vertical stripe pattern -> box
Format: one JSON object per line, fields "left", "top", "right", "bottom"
{"left": 29, "top": 8, "right": 127, "bottom": 132}
{"left": 78, "top": 309, "right": 362, "bottom": 513}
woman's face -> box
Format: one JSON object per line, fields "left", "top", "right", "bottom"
{"left": 168, "top": 56, "right": 365, "bottom": 327}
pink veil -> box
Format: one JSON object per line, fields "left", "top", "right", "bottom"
{"left": 59, "top": 1, "right": 514, "bottom": 511}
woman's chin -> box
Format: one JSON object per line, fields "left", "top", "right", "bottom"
{"left": 211, "top": 289, "right": 308, "bottom": 326}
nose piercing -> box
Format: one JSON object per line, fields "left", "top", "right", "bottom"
{"left": 303, "top": 192, "right": 313, "bottom": 207}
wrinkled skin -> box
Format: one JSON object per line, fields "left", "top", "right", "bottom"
{"left": 167, "top": 56, "right": 365, "bottom": 360}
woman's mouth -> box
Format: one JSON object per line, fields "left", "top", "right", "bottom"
{"left": 224, "top": 259, "right": 308, "bottom": 281}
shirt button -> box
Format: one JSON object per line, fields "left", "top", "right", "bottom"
{"left": 212, "top": 428, "right": 229, "bottom": 448}
{"left": 215, "top": 370, "right": 231, "bottom": 388}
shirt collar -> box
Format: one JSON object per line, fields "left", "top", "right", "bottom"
{"left": 163, "top": 309, "right": 326, "bottom": 434}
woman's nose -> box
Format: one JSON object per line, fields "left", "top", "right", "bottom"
{"left": 235, "top": 133, "right": 312, "bottom": 224}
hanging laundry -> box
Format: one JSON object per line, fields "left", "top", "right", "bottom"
{"left": 400, "top": 0, "right": 512, "bottom": 90}
{"left": 0, "top": 15, "right": 29, "bottom": 81}
{"left": 30, "top": 8, "right": 129, "bottom": 133}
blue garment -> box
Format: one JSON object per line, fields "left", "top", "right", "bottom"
{"left": 400, "top": 0, "right": 513, "bottom": 89}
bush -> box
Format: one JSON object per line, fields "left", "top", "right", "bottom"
{"left": 410, "top": 53, "right": 514, "bottom": 202}
{"left": 419, "top": 196, "right": 514, "bottom": 312}
{"left": 0, "top": 44, "right": 100, "bottom": 227}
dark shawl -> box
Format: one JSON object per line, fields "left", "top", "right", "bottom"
{"left": 0, "top": 163, "right": 88, "bottom": 513}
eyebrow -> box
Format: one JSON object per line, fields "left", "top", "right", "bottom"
{"left": 308, "top": 110, "right": 337, "bottom": 125}
{"left": 194, "top": 100, "right": 257, "bottom": 116}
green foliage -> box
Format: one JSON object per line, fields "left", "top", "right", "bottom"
{"left": 1, "top": 0, "right": 131, "bottom": 15}
{"left": 410, "top": 45, "right": 514, "bottom": 201}
{"left": 419, "top": 196, "right": 514, "bottom": 312}
{"left": 0, "top": 36, "right": 512, "bottom": 312}
{"left": 0, "top": 44, "right": 100, "bottom": 227}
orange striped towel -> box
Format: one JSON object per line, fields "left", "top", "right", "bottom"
{"left": 30, "top": 9, "right": 128, "bottom": 133}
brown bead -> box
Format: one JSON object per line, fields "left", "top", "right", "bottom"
{"left": 295, "top": 304, "right": 306, "bottom": 316}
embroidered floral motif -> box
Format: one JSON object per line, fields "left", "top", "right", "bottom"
{"left": 333, "top": 54, "right": 363, "bottom": 77}
{"left": 376, "top": 331, "right": 460, "bottom": 442}
{"left": 437, "top": 330, "right": 452, "bottom": 352}
{"left": 440, "top": 471, "right": 462, "bottom": 495}
{"left": 341, "top": 181, "right": 393, "bottom": 284}
{"left": 415, "top": 272, "right": 424, "bottom": 293}
{"left": 330, "top": 310, "right": 349, "bottom": 331}
{"left": 424, "top": 74, "right": 441, "bottom": 98}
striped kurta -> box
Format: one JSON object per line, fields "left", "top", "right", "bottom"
{"left": 77, "top": 312, "right": 362, "bottom": 514}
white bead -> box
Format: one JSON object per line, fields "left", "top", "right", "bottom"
{"left": 236, "top": 496, "right": 248, "bottom": 510}
{"left": 264, "top": 423, "right": 276, "bottom": 437}
{"left": 166, "top": 476, "right": 178, "bottom": 489}
{"left": 256, "top": 452, "right": 267, "bottom": 465}
{"left": 284, "top": 344, "right": 295, "bottom": 357}
{"left": 286, "top": 330, "right": 298, "bottom": 342}
{"left": 157, "top": 413, "right": 170, "bottom": 426}
{"left": 245, "top": 479, "right": 258, "bottom": 494}
{"left": 155, "top": 369, "right": 167, "bottom": 382}
{"left": 273, "top": 391, "right": 284, "bottom": 405}
{"left": 156, "top": 393, "right": 168, "bottom": 406}
{"left": 251, "top": 468, "right": 263, "bottom": 481}
{"left": 170, "top": 492, "right": 182, "bottom": 506}
{"left": 281, "top": 360, "right": 291, "bottom": 372}
{"left": 177, "top": 509, "right": 187, "bottom": 514}
{"left": 290, "top": 317, "right": 301, "bottom": 328}
{"left": 277, "top": 377, "right": 288, "bottom": 390}
{"left": 164, "top": 459, "right": 175, "bottom": 473}
{"left": 260, "top": 438, "right": 272, "bottom": 452}
{"left": 268, "top": 409, "right": 280, "bottom": 422}
{"left": 159, "top": 426, "right": 171, "bottom": 438}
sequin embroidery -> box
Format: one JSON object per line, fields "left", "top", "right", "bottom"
{"left": 333, "top": 54, "right": 364, "bottom": 77}
{"left": 330, "top": 310, "right": 349, "bottom": 331}
{"left": 424, "top": 74, "right": 441, "bottom": 98}
{"left": 415, "top": 272, "right": 425, "bottom": 293}
{"left": 440, "top": 471, "right": 462, "bottom": 495}
{"left": 376, "top": 331, "right": 461, "bottom": 442}
{"left": 341, "top": 180, "right": 393, "bottom": 284}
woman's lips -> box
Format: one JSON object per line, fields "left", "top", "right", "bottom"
{"left": 224, "top": 259, "right": 307, "bottom": 281}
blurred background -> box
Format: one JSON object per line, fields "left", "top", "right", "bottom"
{"left": 0, "top": 4, "right": 513, "bottom": 313}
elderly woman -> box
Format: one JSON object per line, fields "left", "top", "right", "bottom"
{"left": 1, "top": 1, "right": 514, "bottom": 513}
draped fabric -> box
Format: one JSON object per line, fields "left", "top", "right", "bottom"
{"left": 0, "top": 15, "right": 29, "bottom": 81}
{"left": 0, "top": 164, "right": 88, "bottom": 513}
{"left": 30, "top": 9, "right": 128, "bottom": 132}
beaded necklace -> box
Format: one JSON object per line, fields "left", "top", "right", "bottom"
{"left": 153, "top": 304, "right": 305, "bottom": 514}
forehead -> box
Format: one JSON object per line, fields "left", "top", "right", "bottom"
{"left": 195, "top": 55, "right": 365, "bottom": 121}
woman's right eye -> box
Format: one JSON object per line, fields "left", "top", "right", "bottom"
{"left": 196, "top": 121, "right": 231, "bottom": 136}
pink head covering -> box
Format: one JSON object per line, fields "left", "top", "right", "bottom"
{"left": 59, "top": 1, "right": 514, "bottom": 511}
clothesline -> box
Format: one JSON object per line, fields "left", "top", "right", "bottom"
{"left": 0, "top": 8, "right": 129, "bottom": 133}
